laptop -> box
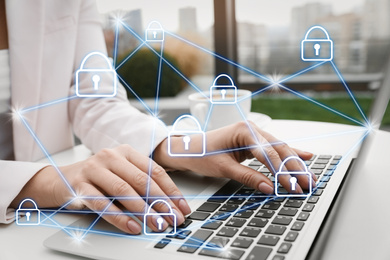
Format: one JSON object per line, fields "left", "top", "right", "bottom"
{"left": 43, "top": 62, "right": 390, "bottom": 259}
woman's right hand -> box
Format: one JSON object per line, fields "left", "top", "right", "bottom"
{"left": 11, "top": 144, "right": 191, "bottom": 234}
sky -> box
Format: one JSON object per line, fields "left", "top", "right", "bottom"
{"left": 96, "top": 0, "right": 365, "bottom": 31}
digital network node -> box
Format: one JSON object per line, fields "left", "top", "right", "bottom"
{"left": 75, "top": 51, "right": 117, "bottom": 98}
{"left": 14, "top": 18, "right": 370, "bottom": 242}
{"left": 210, "top": 74, "right": 238, "bottom": 104}
{"left": 275, "top": 156, "right": 313, "bottom": 197}
{"left": 168, "top": 114, "right": 206, "bottom": 157}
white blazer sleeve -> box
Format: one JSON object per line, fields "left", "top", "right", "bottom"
{"left": 0, "top": 161, "right": 49, "bottom": 223}
{"left": 68, "top": 0, "right": 168, "bottom": 156}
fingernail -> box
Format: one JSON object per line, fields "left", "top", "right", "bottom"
{"left": 258, "top": 182, "right": 274, "bottom": 194}
{"left": 127, "top": 220, "right": 141, "bottom": 234}
{"left": 173, "top": 208, "right": 185, "bottom": 225}
{"left": 179, "top": 199, "right": 191, "bottom": 215}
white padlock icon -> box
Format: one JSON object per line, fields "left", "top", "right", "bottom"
{"left": 144, "top": 200, "right": 176, "bottom": 236}
{"left": 145, "top": 21, "right": 164, "bottom": 42}
{"left": 168, "top": 115, "right": 206, "bottom": 157}
{"left": 16, "top": 199, "right": 41, "bottom": 226}
{"left": 275, "top": 156, "right": 313, "bottom": 197}
{"left": 301, "top": 25, "right": 333, "bottom": 62}
{"left": 210, "top": 74, "right": 237, "bottom": 104}
{"left": 75, "top": 52, "right": 117, "bottom": 98}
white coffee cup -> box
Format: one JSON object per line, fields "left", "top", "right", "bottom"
{"left": 188, "top": 89, "right": 252, "bottom": 131}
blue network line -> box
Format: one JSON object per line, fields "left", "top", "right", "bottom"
{"left": 14, "top": 18, "right": 374, "bottom": 243}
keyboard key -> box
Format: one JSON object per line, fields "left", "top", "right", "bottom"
{"left": 240, "top": 227, "right": 261, "bottom": 238}
{"left": 278, "top": 208, "right": 298, "bottom": 216}
{"left": 207, "top": 237, "right": 230, "bottom": 248}
{"left": 265, "top": 225, "right": 286, "bottom": 235}
{"left": 226, "top": 218, "right": 246, "bottom": 228}
{"left": 311, "top": 169, "right": 323, "bottom": 175}
{"left": 227, "top": 197, "right": 246, "bottom": 204}
{"left": 199, "top": 248, "right": 245, "bottom": 260}
{"left": 285, "top": 231, "right": 298, "bottom": 242}
{"left": 249, "top": 159, "right": 263, "bottom": 166}
{"left": 260, "top": 168, "right": 270, "bottom": 173}
{"left": 248, "top": 196, "right": 267, "bottom": 203}
{"left": 248, "top": 165, "right": 260, "bottom": 171}
{"left": 312, "top": 189, "right": 323, "bottom": 196}
{"left": 235, "top": 189, "right": 254, "bottom": 196}
{"left": 220, "top": 204, "right": 240, "bottom": 212}
{"left": 284, "top": 199, "right": 303, "bottom": 208}
{"left": 242, "top": 202, "right": 261, "bottom": 211}
{"left": 334, "top": 155, "right": 342, "bottom": 160}
{"left": 245, "top": 246, "right": 272, "bottom": 260}
{"left": 291, "top": 221, "right": 305, "bottom": 231}
{"left": 318, "top": 155, "right": 332, "bottom": 159}
{"left": 277, "top": 242, "right": 292, "bottom": 254}
{"left": 255, "top": 209, "right": 275, "bottom": 219}
{"left": 324, "top": 170, "right": 335, "bottom": 176}
{"left": 217, "top": 227, "right": 239, "bottom": 237}
{"left": 258, "top": 235, "right": 280, "bottom": 246}
{"left": 212, "top": 212, "right": 230, "bottom": 221}
{"left": 330, "top": 160, "right": 340, "bottom": 165}
{"left": 178, "top": 219, "right": 193, "bottom": 228}
{"left": 202, "top": 220, "right": 223, "bottom": 230}
{"left": 273, "top": 197, "right": 285, "bottom": 202}
{"left": 178, "top": 229, "right": 213, "bottom": 253}
{"left": 208, "top": 180, "right": 243, "bottom": 203}
{"left": 327, "top": 165, "right": 337, "bottom": 171}
{"left": 232, "top": 237, "right": 254, "bottom": 248}
{"left": 197, "top": 202, "right": 221, "bottom": 212}
{"left": 262, "top": 201, "right": 281, "bottom": 210}
{"left": 154, "top": 238, "right": 171, "bottom": 249}
{"left": 297, "top": 212, "right": 310, "bottom": 221}
{"left": 188, "top": 211, "right": 210, "bottom": 221}
{"left": 234, "top": 210, "right": 254, "bottom": 218}
{"left": 176, "top": 230, "right": 192, "bottom": 239}
{"left": 317, "top": 182, "right": 327, "bottom": 189}
{"left": 302, "top": 204, "right": 315, "bottom": 212}
{"left": 311, "top": 164, "right": 326, "bottom": 169}
{"left": 272, "top": 216, "right": 292, "bottom": 226}
{"left": 248, "top": 218, "right": 268, "bottom": 228}
{"left": 272, "top": 255, "right": 285, "bottom": 260}
{"left": 308, "top": 196, "right": 319, "bottom": 204}
{"left": 315, "top": 159, "right": 329, "bottom": 164}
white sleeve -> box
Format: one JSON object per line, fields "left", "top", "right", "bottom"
{"left": 68, "top": 0, "right": 168, "bottom": 156}
{"left": 0, "top": 161, "right": 49, "bottom": 223}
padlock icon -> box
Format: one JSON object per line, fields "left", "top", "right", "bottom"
{"left": 168, "top": 115, "right": 206, "bottom": 157}
{"left": 75, "top": 52, "right": 117, "bottom": 98}
{"left": 144, "top": 199, "right": 176, "bottom": 236}
{"left": 210, "top": 74, "right": 237, "bottom": 104}
{"left": 16, "top": 199, "right": 40, "bottom": 226}
{"left": 275, "top": 156, "right": 313, "bottom": 197}
{"left": 145, "top": 21, "right": 164, "bottom": 42}
{"left": 301, "top": 25, "right": 333, "bottom": 61}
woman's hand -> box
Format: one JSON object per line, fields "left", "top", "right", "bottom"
{"left": 154, "top": 121, "right": 316, "bottom": 194}
{"left": 11, "top": 144, "right": 191, "bottom": 234}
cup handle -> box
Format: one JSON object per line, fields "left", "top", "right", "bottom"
{"left": 192, "top": 103, "right": 210, "bottom": 130}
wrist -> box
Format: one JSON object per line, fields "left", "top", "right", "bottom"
{"left": 153, "top": 137, "right": 192, "bottom": 172}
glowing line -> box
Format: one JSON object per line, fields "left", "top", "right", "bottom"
{"left": 40, "top": 198, "right": 76, "bottom": 223}
{"left": 21, "top": 95, "right": 79, "bottom": 113}
{"left": 330, "top": 61, "right": 369, "bottom": 124}
{"left": 79, "top": 200, "right": 114, "bottom": 240}
{"left": 116, "top": 74, "right": 155, "bottom": 116}
{"left": 202, "top": 104, "right": 214, "bottom": 131}
{"left": 153, "top": 41, "right": 164, "bottom": 115}
{"left": 277, "top": 83, "right": 365, "bottom": 126}
{"left": 240, "top": 84, "right": 275, "bottom": 102}
{"left": 278, "top": 61, "right": 327, "bottom": 84}
{"left": 18, "top": 112, "right": 76, "bottom": 196}
{"left": 40, "top": 212, "right": 76, "bottom": 239}
{"left": 115, "top": 43, "right": 145, "bottom": 70}
{"left": 113, "top": 21, "right": 120, "bottom": 66}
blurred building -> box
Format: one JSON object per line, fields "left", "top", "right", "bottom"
{"left": 179, "top": 7, "right": 197, "bottom": 33}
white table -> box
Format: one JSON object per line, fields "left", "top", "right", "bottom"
{"left": 0, "top": 120, "right": 388, "bottom": 260}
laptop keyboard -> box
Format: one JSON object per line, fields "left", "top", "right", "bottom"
{"left": 154, "top": 154, "right": 341, "bottom": 260}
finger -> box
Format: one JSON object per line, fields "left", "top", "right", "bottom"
{"left": 292, "top": 148, "right": 314, "bottom": 161}
{"left": 254, "top": 128, "right": 316, "bottom": 190}
{"left": 225, "top": 162, "right": 274, "bottom": 194}
{"left": 103, "top": 154, "right": 185, "bottom": 226}
{"left": 88, "top": 168, "right": 169, "bottom": 232}
{"left": 116, "top": 145, "right": 191, "bottom": 216}
{"left": 79, "top": 183, "right": 142, "bottom": 234}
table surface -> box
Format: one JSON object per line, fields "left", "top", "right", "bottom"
{"left": 0, "top": 119, "right": 388, "bottom": 260}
